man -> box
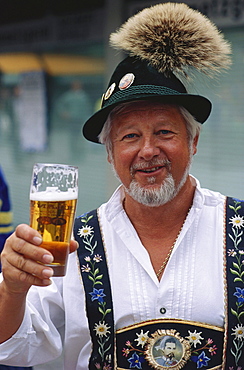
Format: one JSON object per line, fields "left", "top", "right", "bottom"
{"left": 0, "top": 3, "right": 241, "bottom": 370}
{"left": 156, "top": 337, "right": 178, "bottom": 366}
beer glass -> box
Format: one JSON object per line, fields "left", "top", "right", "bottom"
{"left": 30, "top": 163, "right": 78, "bottom": 276}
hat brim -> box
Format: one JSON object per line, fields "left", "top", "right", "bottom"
{"left": 83, "top": 89, "right": 211, "bottom": 143}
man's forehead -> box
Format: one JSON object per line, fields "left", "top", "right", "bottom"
{"left": 165, "top": 342, "right": 176, "bottom": 348}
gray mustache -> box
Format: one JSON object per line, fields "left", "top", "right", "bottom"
{"left": 131, "top": 159, "right": 171, "bottom": 172}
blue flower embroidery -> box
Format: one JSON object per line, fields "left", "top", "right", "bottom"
{"left": 234, "top": 287, "right": 244, "bottom": 305}
{"left": 89, "top": 288, "right": 106, "bottom": 303}
{"left": 128, "top": 352, "right": 143, "bottom": 369}
{"left": 78, "top": 213, "right": 113, "bottom": 369}
{"left": 196, "top": 351, "right": 210, "bottom": 368}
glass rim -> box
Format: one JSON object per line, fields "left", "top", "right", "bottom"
{"left": 33, "top": 163, "right": 78, "bottom": 170}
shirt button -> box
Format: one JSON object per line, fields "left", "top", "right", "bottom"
{"left": 160, "top": 307, "right": 166, "bottom": 314}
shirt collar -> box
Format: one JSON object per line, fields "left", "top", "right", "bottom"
{"left": 104, "top": 175, "right": 205, "bottom": 222}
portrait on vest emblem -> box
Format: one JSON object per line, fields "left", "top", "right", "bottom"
{"left": 145, "top": 329, "right": 191, "bottom": 369}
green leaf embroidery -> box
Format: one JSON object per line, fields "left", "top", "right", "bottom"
{"left": 230, "top": 268, "right": 240, "bottom": 276}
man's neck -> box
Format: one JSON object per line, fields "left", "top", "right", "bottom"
{"left": 121, "top": 176, "right": 196, "bottom": 278}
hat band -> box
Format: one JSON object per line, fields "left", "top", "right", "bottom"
{"left": 103, "top": 85, "right": 183, "bottom": 108}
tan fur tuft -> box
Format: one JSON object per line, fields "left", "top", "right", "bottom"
{"left": 110, "top": 3, "right": 232, "bottom": 79}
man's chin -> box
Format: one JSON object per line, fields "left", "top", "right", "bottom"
{"left": 137, "top": 182, "right": 161, "bottom": 190}
{"left": 125, "top": 177, "right": 176, "bottom": 207}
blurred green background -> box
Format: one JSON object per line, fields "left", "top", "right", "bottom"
{"left": 0, "top": 0, "right": 243, "bottom": 227}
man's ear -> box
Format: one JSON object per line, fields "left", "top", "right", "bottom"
{"left": 192, "top": 134, "right": 199, "bottom": 155}
{"left": 107, "top": 153, "right": 112, "bottom": 163}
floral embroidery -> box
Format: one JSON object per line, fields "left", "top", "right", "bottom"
{"left": 78, "top": 214, "right": 97, "bottom": 254}
{"left": 228, "top": 199, "right": 244, "bottom": 369}
{"left": 94, "top": 321, "right": 111, "bottom": 337}
{"left": 122, "top": 338, "right": 146, "bottom": 368}
{"left": 135, "top": 330, "right": 150, "bottom": 347}
{"left": 234, "top": 288, "right": 244, "bottom": 305}
{"left": 78, "top": 213, "right": 112, "bottom": 369}
{"left": 206, "top": 339, "right": 218, "bottom": 356}
{"left": 128, "top": 352, "right": 144, "bottom": 369}
{"left": 122, "top": 328, "right": 217, "bottom": 369}
{"left": 186, "top": 330, "right": 204, "bottom": 348}
{"left": 195, "top": 351, "right": 210, "bottom": 368}
{"left": 189, "top": 334, "right": 218, "bottom": 368}
{"left": 228, "top": 249, "right": 238, "bottom": 257}
{"left": 230, "top": 215, "right": 244, "bottom": 229}
{"left": 232, "top": 324, "right": 244, "bottom": 340}
{"left": 123, "top": 339, "right": 144, "bottom": 357}
{"left": 95, "top": 363, "right": 112, "bottom": 370}
{"left": 90, "top": 288, "right": 106, "bottom": 303}
{"left": 77, "top": 225, "right": 94, "bottom": 237}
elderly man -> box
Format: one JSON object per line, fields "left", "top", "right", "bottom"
{"left": 0, "top": 3, "right": 242, "bottom": 370}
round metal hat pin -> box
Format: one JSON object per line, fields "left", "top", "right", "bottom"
{"left": 104, "top": 82, "right": 116, "bottom": 101}
{"left": 119, "top": 73, "right": 135, "bottom": 90}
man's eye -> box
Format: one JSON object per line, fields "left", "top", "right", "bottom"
{"left": 157, "top": 130, "right": 173, "bottom": 135}
{"left": 122, "top": 133, "right": 137, "bottom": 139}
{"left": 156, "top": 130, "right": 174, "bottom": 137}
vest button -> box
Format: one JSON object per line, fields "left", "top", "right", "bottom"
{"left": 160, "top": 307, "right": 166, "bottom": 314}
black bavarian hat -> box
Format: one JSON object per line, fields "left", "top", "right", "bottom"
{"left": 83, "top": 2, "right": 231, "bottom": 144}
{"left": 83, "top": 56, "right": 211, "bottom": 143}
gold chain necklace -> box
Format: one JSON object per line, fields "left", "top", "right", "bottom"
{"left": 156, "top": 208, "right": 191, "bottom": 278}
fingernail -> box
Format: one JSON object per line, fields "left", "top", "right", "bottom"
{"left": 42, "top": 268, "right": 54, "bottom": 278}
{"left": 43, "top": 254, "right": 54, "bottom": 264}
{"left": 42, "top": 279, "right": 52, "bottom": 286}
{"left": 33, "top": 236, "right": 42, "bottom": 245}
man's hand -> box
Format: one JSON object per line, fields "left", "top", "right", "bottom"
{"left": 0, "top": 224, "right": 78, "bottom": 343}
{"left": 1, "top": 224, "right": 78, "bottom": 294}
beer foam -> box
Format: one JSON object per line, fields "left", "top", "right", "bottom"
{"left": 30, "top": 187, "right": 78, "bottom": 201}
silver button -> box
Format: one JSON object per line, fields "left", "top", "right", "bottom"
{"left": 160, "top": 307, "right": 166, "bottom": 314}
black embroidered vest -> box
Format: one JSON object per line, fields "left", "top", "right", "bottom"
{"left": 74, "top": 197, "right": 244, "bottom": 369}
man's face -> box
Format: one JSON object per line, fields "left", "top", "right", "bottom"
{"left": 109, "top": 101, "right": 198, "bottom": 206}
{"left": 164, "top": 342, "right": 176, "bottom": 358}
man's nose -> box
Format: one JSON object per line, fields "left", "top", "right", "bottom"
{"left": 138, "top": 136, "right": 160, "bottom": 160}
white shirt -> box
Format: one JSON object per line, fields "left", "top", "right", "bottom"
{"left": 0, "top": 177, "right": 225, "bottom": 369}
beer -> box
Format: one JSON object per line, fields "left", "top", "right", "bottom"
{"left": 30, "top": 193, "right": 77, "bottom": 276}
{"left": 30, "top": 163, "right": 78, "bottom": 276}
